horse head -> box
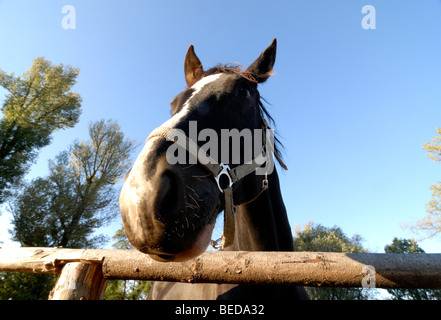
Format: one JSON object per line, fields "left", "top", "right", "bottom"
{"left": 120, "top": 39, "right": 280, "bottom": 262}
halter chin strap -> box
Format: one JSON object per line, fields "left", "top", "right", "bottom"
{"left": 146, "top": 119, "right": 287, "bottom": 249}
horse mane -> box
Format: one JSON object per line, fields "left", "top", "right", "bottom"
{"left": 203, "top": 63, "right": 259, "bottom": 84}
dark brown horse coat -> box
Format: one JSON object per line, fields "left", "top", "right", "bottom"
{"left": 119, "top": 39, "right": 309, "bottom": 300}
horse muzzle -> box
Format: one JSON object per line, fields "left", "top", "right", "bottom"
{"left": 119, "top": 137, "right": 219, "bottom": 262}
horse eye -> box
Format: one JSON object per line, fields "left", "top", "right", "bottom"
{"left": 238, "top": 87, "right": 251, "bottom": 99}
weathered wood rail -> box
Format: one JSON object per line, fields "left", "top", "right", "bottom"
{"left": 1, "top": 247, "right": 440, "bottom": 299}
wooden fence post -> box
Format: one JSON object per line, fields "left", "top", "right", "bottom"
{"left": 49, "top": 262, "right": 107, "bottom": 300}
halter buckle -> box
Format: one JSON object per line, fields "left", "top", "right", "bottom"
{"left": 262, "top": 175, "right": 269, "bottom": 190}
{"left": 215, "top": 163, "right": 233, "bottom": 193}
{"left": 210, "top": 237, "right": 222, "bottom": 250}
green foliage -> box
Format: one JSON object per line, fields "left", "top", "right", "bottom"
{"left": 8, "top": 119, "right": 137, "bottom": 249}
{"left": 110, "top": 228, "right": 133, "bottom": 250}
{"left": 293, "top": 222, "right": 372, "bottom": 300}
{"left": 103, "top": 229, "right": 152, "bottom": 300}
{"left": 104, "top": 276, "right": 152, "bottom": 300}
{"left": 293, "top": 222, "right": 366, "bottom": 253}
{"left": 408, "top": 127, "right": 441, "bottom": 240}
{"left": 0, "top": 57, "right": 81, "bottom": 203}
{"left": 1, "top": 120, "right": 136, "bottom": 299}
{"left": 422, "top": 127, "right": 441, "bottom": 162}
{"left": 384, "top": 237, "right": 424, "bottom": 254}
{"left": 0, "top": 272, "right": 57, "bottom": 300}
{"left": 384, "top": 238, "right": 441, "bottom": 300}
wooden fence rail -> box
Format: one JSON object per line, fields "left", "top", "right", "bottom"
{"left": 1, "top": 247, "right": 441, "bottom": 299}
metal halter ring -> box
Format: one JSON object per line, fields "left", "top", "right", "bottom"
{"left": 215, "top": 163, "right": 233, "bottom": 193}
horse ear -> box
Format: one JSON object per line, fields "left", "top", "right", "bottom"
{"left": 246, "top": 38, "right": 277, "bottom": 83}
{"left": 184, "top": 44, "right": 204, "bottom": 87}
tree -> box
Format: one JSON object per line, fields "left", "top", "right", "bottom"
{"left": 103, "top": 229, "right": 152, "bottom": 300}
{"left": 293, "top": 222, "right": 365, "bottom": 253}
{"left": 408, "top": 127, "right": 441, "bottom": 239}
{"left": 9, "top": 119, "right": 137, "bottom": 248}
{"left": 0, "top": 57, "right": 82, "bottom": 203}
{"left": 0, "top": 120, "right": 136, "bottom": 300}
{"left": 0, "top": 272, "right": 56, "bottom": 300}
{"left": 293, "top": 222, "right": 374, "bottom": 300}
{"left": 384, "top": 238, "right": 441, "bottom": 300}
{"left": 384, "top": 237, "right": 424, "bottom": 254}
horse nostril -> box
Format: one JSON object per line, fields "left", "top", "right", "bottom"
{"left": 160, "top": 171, "right": 175, "bottom": 195}
{"left": 155, "top": 168, "right": 184, "bottom": 221}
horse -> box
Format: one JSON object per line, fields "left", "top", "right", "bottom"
{"left": 119, "top": 39, "right": 309, "bottom": 300}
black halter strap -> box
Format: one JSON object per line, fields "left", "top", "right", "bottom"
{"left": 146, "top": 119, "right": 287, "bottom": 249}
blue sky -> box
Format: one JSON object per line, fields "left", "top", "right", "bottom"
{"left": 1, "top": 0, "right": 441, "bottom": 253}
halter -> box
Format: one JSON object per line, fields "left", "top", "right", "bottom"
{"left": 146, "top": 118, "right": 287, "bottom": 249}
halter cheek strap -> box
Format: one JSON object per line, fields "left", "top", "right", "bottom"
{"left": 146, "top": 119, "right": 286, "bottom": 249}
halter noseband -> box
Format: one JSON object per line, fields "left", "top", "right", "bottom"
{"left": 146, "top": 118, "right": 286, "bottom": 249}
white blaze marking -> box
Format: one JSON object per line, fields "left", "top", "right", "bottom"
{"left": 161, "top": 73, "right": 224, "bottom": 129}
{"left": 123, "top": 73, "right": 225, "bottom": 200}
